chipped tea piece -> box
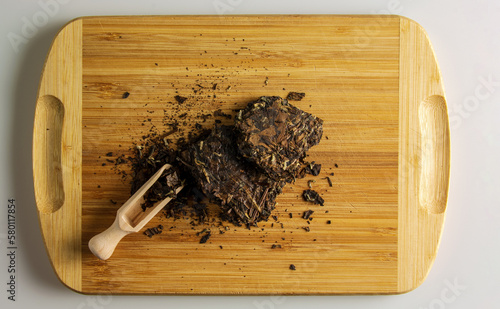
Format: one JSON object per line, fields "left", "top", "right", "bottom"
{"left": 235, "top": 96, "right": 323, "bottom": 182}
{"left": 199, "top": 231, "right": 211, "bottom": 244}
{"left": 286, "top": 92, "right": 305, "bottom": 101}
{"left": 302, "top": 162, "right": 321, "bottom": 176}
{"left": 174, "top": 95, "right": 188, "bottom": 104}
{"left": 302, "top": 189, "right": 324, "bottom": 206}
{"left": 302, "top": 209, "right": 314, "bottom": 220}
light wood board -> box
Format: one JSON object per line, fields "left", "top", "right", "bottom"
{"left": 32, "top": 15, "right": 450, "bottom": 295}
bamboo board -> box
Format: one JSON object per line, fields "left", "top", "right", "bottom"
{"left": 33, "top": 15, "right": 450, "bottom": 295}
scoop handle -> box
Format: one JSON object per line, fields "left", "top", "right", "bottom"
{"left": 88, "top": 217, "right": 131, "bottom": 260}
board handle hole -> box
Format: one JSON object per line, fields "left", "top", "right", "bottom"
{"left": 33, "top": 95, "right": 65, "bottom": 214}
{"left": 418, "top": 95, "right": 450, "bottom": 214}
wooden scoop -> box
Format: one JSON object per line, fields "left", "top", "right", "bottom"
{"left": 88, "top": 164, "right": 183, "bottom": 260}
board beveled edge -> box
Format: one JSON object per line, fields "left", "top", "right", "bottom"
{"left": 33, "top": 18, "right": 83, "bottom": 293}
{"left": 397, "top": 16, "right": 450, "bottom": 294}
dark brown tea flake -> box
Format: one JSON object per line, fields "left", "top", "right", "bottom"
{"left": 199, "top": 231, "right": 211, "bottom": 244}
{"left": 286, "top": 92, "right": 306, "bottom": 101}
{"left": 302, "top": 210, "right": 314, "bottom": 220}
{"left": 174, "top": 95, "right": 188, "bottom": 104}
{"left": 144, "top": 224, "right": 164, "bottom": 238}
{"left": 302, "top": 190, "right": 324, "bottom": 206}
{"left": 303, "top": 162, "right": 321, "bottom": 176}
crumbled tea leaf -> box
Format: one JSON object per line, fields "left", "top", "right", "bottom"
{"left": 129, "top": 133, "right": 186, "bottom": 211}
{"left": 286, "top": 92, "right": 305, "bottom": 101}
{"left": 143, "top": 224, "right": 164, "bottom": 238}
{"left": 302, "top": 190, "right": 324, "bottom": 206}
{"left": 193, "top": 203, "right": 208, "bottom": 223}
{"left": 303, "top": 162, "right": 321, "bottom": 176}
{"left": 289, "top": 264, "right": 296, "bottom": 270}
{"left": 174, "top": 95, "right": 188, "bottom": 104}
{"left": 199, "top": 231, "right": 211, "bottom": 244}
{"left": 122, "top": 92, "right": 130, "bottom": 99}
{"left": 302, "top": 210, "right": 314, "bottom": 220}
{"left": 213, "top": 109, "right": 232, "bottom": 119}
{"left": 307, "top": 180, "right": 316, "bottom": 189}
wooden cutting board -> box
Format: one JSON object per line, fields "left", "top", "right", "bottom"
{"left": 33, "top": 15, "right": 450, "bottom": 295}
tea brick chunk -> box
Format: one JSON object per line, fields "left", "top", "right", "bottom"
{"left": 235, "top": 96, "right": 323, "bottom": 182}
{"left": 180, "top": 125, "right": 285, "bottom": 225}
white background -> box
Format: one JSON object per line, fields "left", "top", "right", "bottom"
{"left": 1, "top": 0, "right": 498, "bottom": 308}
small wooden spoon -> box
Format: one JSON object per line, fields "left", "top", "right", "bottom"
{"left": 88, "top": 164, "right": 183, "bottom": 260}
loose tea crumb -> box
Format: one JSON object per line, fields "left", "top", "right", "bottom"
{"left": 289, "top": 264, "right": 296, "bottom": 270}
{"left": 302, "top": 190, "right": 324, "bottom": 206}
{"left": 325, "top": 176, "right": 333, "bottom": 187}
{"left": 307, "top": 180, "right": 316, "bottom": 189}
{"left": 213, "top": 109, "right": 232, "bottom": 119}
{"left": 174, "top": 95, "right": 188, "bottom": 104}
{"left": 271, "top": 244, "right": 282, "bottom": 249}
{"left": 199, "top": 231, "right": 211, "bottom": 244}
{"left": 302, "top": 162, "right": 321, "bottom": 176}
{"left": 122, "top": 92, "right": 130, "bottom": 99}
{"left": 302, "top": 210, "right": 314, "bottom": 220}
{"left": 144, "top": 224, "right": 164, "bottom": 238}
{"left": 286, "top": 92, "right": 305, "bottom": 101}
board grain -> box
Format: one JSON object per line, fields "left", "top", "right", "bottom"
{"left": 33, "top": 15, "right": 450, "bottom": 295}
